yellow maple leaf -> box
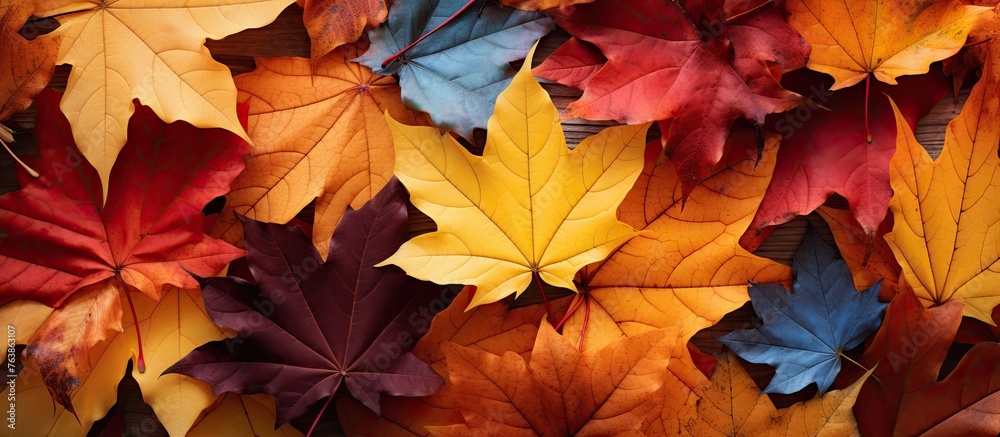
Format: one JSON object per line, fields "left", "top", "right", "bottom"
{"left": 32, "top": 0, "right": 293, "bottom": 202}
{"left": 2, "top": 287, "right": 231, "bottom": 436}
{"left": 378, "top": 46, "right": 648, "bottom": 308}
{"left": 787, "top": 0, "right": 987, "bottom": 90}
{"left": 885, "top": 49, "right": 1000, "bottom": 325}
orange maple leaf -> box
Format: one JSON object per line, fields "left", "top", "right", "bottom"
{"left": 430, "top": 320, "right": 678, "bottom": 436}
{"left": 215, "top": 48, "right": 428, "bottom": 259}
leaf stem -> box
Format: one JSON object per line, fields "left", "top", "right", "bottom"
{"left": 577, "top": 296, "right": 590, "bottom": 352}
{"left": 864, "top": 74, "right": 872, "bottom": 143}
{"left": 0, "top": 125, "right": 39, "bottom": 178}
{"left": 306, "top": 395, "right": 333, "bottom": 437}
{"left": 554, "top": 293, "right": 583, "bottom": 331}
{"left": 839, "top": 351, "right": 881, "bottom": 385}
{"left": 35, "top": 6, "right": 97, "bottom": 22}
{"left": 381, "top": 0, "right": 478, "bottom": 68}
{"left": 963, "top": 38, "right": 991, "bottom": 48}
{"left": 533, "top": 272, "right": 552, "bottom": 318}
{"left": 123, "top": 283, "right": 145, "bottom": 373}
{"left": 725, "top": 0, "right": 774, "bottom": 24}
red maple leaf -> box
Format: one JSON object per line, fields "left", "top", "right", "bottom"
{"left": 742, "top": 69, "right": 949, "bottom": 247}
{"left": 535, "top": 0, "right": 809, "bottom": 195}
{"left": 0, "top": 89, "right": 247, "bottom": 410}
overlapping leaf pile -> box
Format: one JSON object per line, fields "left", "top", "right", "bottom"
{"left": 1, "top": 0, "right": 998, "bottom": 435}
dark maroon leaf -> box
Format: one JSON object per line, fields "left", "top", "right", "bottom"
{"left": 165, "top": 180, "right": 446, "bottom": 425}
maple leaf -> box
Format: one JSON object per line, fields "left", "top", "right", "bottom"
{"left": 852, "top": 282, "right": 1000, "bottom": 436}
{"left": 1, "top": 286, "right": 239, "bottom": 436}
{"left": 167, "top": 181, "right": 447, "bottom": 424}
{"left": 355, "top": 0, "right": 553, "bottom": 138}
{"left": 534, "top": 0, "right": 809, "bottom": 194}
{"left": 532, "top": 37, "right": 604, "bottom": 89}
{"left": 299, "top": 0, "right": 387, "bottom": 61}
{"left": 884, "top": 46, "right": 1000, "bottom": 325}
{"left": 427, "top": 320, "right": 679, "bottom": 436}
{"left": 336, "top": 286, "right": 571, "bottom": 436}
{"left": 0, "top": 0, "right": 58, "bottom": 122}
{"left": 213, "top": 48, "right": 428, "bottom": 260}
{"left": 743, "top": 69, "right": 949, "bottom": 243}
{"left": 720, "top": 229, "right": 886, "bottom": 395}
{"left": 4, "top": 302, "right": 127, "bottom": 435}
{"left": 0, "top": 89, "right": 246, "bottom": 411}
{"left": 787, "top": 0, "right": 987, "bottom": 90}
{"left": 643, "top": 353, "right": 871, "bottom": 436}
{"left": 558, "top": 130, "right": 791, "bottom": 395}
{"left": 377, "top": 46, "right": 647, "bottom": 308}
{"left": 816, "top": 206, "right": 900, "bottom": 301}
{"left": 32, "top": 0, "right": 293, "bottom": 202}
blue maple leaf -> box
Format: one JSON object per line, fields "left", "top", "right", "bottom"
{"left": 720, "top": 228, "right": 887, "bottom": 395}
{"left": 356, "top": 0, "right": 553, "bottom": 139}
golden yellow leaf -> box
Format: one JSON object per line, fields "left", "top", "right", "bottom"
{"left": 379, "top": 46, "right": 648, "bottom": 308}
{"left": 188, "top": 393, "right": 302, "bottom": 437}
{"left": 885, "top": 48, "right": 1000, "bottom": 325}
{"left": 0, "top": 300, "right": 53, "bottom": 343}
{"left": 32, "top": 0, "right": 293, "bottom": 202}
{"left": 3, "top": 287, "right": 228, "bottom": 436}
{"left": 3, "top": 332, "right": 126, "bottom": 436}
{"left": 125, "top": 287, "right": 227, "bottom": 436}
{"left": 643, "top": 354, "right": 869, "bottom": 436}
{"left": 214, "top": 49, "right": 427, "bottom": 259}
{"left": 787, "top": 0, "right": 987, "bottom": 89}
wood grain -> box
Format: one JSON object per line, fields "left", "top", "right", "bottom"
{"left": 0, "top": 4, "right": 968, "bottom": 435}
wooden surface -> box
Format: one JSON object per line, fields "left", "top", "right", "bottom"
{"left": 0, "top": 4, "right": 970, "bottom": 436}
